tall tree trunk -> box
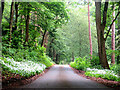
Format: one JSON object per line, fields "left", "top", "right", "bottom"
{"left": 41, "top": 30, "right": 47, "bottom": 47}
{"left": 79, "top": 32, "right": 81, "bottom": 57}
{"left": 49, "top": 38, "right": 54, "bottom": 58}
{"left": 95, "top": 1, "right": 110, "bottom": 69}
{"left": 9, "top": 1, "right": 14, "bottom": 44}
{"left": 14, "top": 2, "right": 18, "bottom": 31}
{"left": 20, "top": 15, "right": 24, "bottom": 45}
{"left": 0, "top": 0, "right": 4, "bottom": 25}
{"left": 25, "top": 10, "right": 30, "bottom": 44}
{"left": 35, "top": 11, "right": 38, "bottom": 46}
{"left": 79, "top": 41, "right": 81, "bottom": 57}
{"left": 43, "top": 31, "right": 49, "bottom": 48}
{"left": 0, "top": 0, "right": 4, "bottom": 43}
{"left": 56, "top": 54, "right": 59, "bottom": 64}
{"left": 117, "top": 14, "right": 120, "bottom": 64}
{"left": 88, "top": 0, "right": 92, "bottom": 59}
{"left": 53, "top": 48, "right": 56, "bottom": 63}
{"left": 111, "top": 6, "right": 115, "bottom": 64}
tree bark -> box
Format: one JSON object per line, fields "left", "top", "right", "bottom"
{"left": 41, "top": 29, "right": 47, "bottom": 47}
{"left": 0, "top": 0, "right": 4, "bottom": 25}
{"left": 20, "top": 15, "right": 24, "bottom": 45}
{"left": 9, "top": 1, "right": 14, "bottom": 44}
{"left": 43, "top": 31, "right": 49, "bottom": 48}
{"left": 14, "top": 2, "right": 19, "bottom": 31}
{"left": 95, "top": 2, "right": 110, "bottom": 69}
{"left": 35, "top": 11, "right": 38, "bottom": 46}
{"left": 56, "top": 54, "right": 59, "bottom": 64}
{"left": 111, "top": 6, "right": 115, "bottom": 64}
{"left": 53, "top": 48, "right": 56, "bottom": 62}
{"left": 25, "top": 10, "right": 30, "bottom": 44}
{"left": 0, "top": 0, "right": 4, "bottom": 41}
{"left": 117, "top": 14, "right": 120, "bottom": 64}
{"left": 49, "top": 38, "right": 54, "bottom": 58}
{"left": 88, "top": 0, "right": 92, "bottom": 59}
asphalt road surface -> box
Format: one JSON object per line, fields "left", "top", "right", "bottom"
{"left": 20, "top": 65, "right": 113, "bottom": 89}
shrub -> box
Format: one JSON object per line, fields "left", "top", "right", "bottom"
{"left": 2, "top": 46, "right": 53, "bottom": 67}
{"left": 110, "top": 64, "right": 120, "bottom": 75}
{"left": 70, "top": 56, "right": 91, "bottom": 71}
{"left": 90, "top": 56, "right": 100, "bottom": 67}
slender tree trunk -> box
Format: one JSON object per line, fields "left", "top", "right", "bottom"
{"left": 111, "top": 6, "right": 115, "bottom": 64}
{"left": 25, "top": 10, "right": 30, "bottom": 44}
{"left": 79, "top": 32, "right": 81, "bottom": 57}
{"left": 44, "top": 31, "right": 49, "bottom": 48}
{"left": 0, "top": 0, "right": 4, "bottom": 43}
{"left": 95, "top": 2, "right": 110, "bottom": 69}
{"left": 41, "top": 30, "right": 47, "bottom": 47}
{"left": 72, "top": 52, "right": 74, "bottom": 62}
{"left": 20, "top": 15, "right": 24, "bottom": 45}
{"left": 0, "top": 0, "right": 4, "bottom": 25}
{"left": 14, "top": 2, "right": 18, "bottom": 31}
{"left": 79, "top": 41, "right": 81, "bottom": 57}
{"left": 117, "top": 14, "right": 120, "bottom": 64}
{"left": 49, "top": 38, "right": 54, "bottom": 58}
{"left": 56, "top": 54, "right": 59, "bottom": 64}
{"left": 35, "top": 11, "right": 38, "bottom": 46}
{"left": 9, "top": 1, "right": 14, "bottom": 44}
{"left": 88, "top": 0, "right": 92, "bottom": 59}
{"left": 53, "top": 48, "right": 56, "bottom": 63}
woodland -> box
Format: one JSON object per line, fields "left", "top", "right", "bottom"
{"left": 0, "top": 0, "right": 120, "bottom": 88}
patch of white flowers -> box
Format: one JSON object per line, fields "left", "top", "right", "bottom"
{"left": 86, "top": 68, "right": 119, "bottom": 78}
{"left": 0, "top": 57, "right": 46, "bottom": 76}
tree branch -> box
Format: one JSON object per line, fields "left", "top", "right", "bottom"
{"left": 105, "top": 4, "right": 120, "bottom": 41}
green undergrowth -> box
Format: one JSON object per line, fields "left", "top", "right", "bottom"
{"left": 85, "top": 68, "right": 120, "bottom": 81}
{"left": 70, "top": 56, "right": 90, "bottom": 71}
{"left": 70, "top": 56, "right": 120, "bottom": 81}
{"left": 1, "top": 46, "right": 53, "bottom": 78}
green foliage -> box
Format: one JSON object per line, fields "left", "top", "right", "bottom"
{"left": 85, "top": 68, "right": 120, "bottom": 81}
{"left": 91, "top": 65, "right": 103, "bottom": 69}
{"left": 53, "top": 2, "right": 98, "bottom": 63}
{"left": 0, "top": 57, "right": 46, "bottom": 77}
{"left": 90, "top": 56, "right": 100, "bottom": 67}
{"left": 2, "top": 46, "right": 53, "bottom": 67}
{"left": 106, "top": 49, "right": 120, "bottom": 58}
{"left": 110, "top": 64, "right": 120, "bottom": 75}
{"left": 1, "top": 45, "right": 53, "bottom": 79}
{"left": 70, "top": 56, "right": 91, "bottom": 71}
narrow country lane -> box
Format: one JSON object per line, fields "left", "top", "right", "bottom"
{"left": 19, "top": 65, "right": 111, "bottom": 89}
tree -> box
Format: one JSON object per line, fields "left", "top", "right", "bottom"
{"left": 95, "top": 1, "right": 120, "bottom": 69}
{"left": 9, "top": 1, "right": 14, "bottom": 44}
{"left": 0, "top": 0, "right": 4, "bottom": 44}
{"left": 41, "top": 30, "right": 47, "bottom": 47}
{"left": 116, "top": 14, "right": 120, "bottom": 64}
{"left": 88, "top": 0, "right": 92, "bottom": 58}
{"left": 34, "top": 11, "right": 38, "bottom": 46}
{"left": 25, "top": 3, "right": 30, "bottom": 45}
{"left": 14, "top": 2, "right": 19, "bottom": 31}
{"left": 0, "top": 0, "right": 4, "bottom": 24}
{"left": 111, "top": 5, "right": 115, "bottom": 64}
